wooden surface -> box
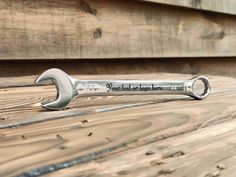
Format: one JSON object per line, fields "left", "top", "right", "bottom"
{"left": 1, "top": 73, "right": 236, "bottom": 177}
{"left": 1, "top": 0, "right": 236, "bottom": 59}
{"left": 141, "top": 0, "right": 236, "bottom": 15}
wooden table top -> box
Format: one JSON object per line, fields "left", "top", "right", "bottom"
{"left": 1, "top": 73, "right": 236, "bottom": 177}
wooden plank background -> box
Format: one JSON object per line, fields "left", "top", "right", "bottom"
{"left": 0, "top": 0, "right": 236, "bottom": 59}
{"left": 141, "top": 0, "right": 236, "bottom": 15}
{"left": 1, "top": 73, "right": 236, "bottom": 177}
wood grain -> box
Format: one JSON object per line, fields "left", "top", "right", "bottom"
{"left": 1, "top": 0, "right": 236, "bottom": 59}
{"left": 0, "top": 73, "right": 236, "bottom": 177}
{"left": 141, "top": 0, "right": 236, "bottom": 15}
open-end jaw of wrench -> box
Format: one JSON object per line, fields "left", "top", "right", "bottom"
{"left": 35, "top": 68, "right": 211, "bottom": 111}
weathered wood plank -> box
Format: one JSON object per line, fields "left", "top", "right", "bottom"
{"left": 0, "top": 0, "right": 236, "bottom": 59}
{"left": 141, "top": 0, "right": 236, "bottom": 15}
{"left": 0, "top": 74, "right": 236, "bottom": 177}
{"left": 44, "top": 118, "right": 236, "bottom": 177}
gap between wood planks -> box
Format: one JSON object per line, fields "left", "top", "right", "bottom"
{"left": 2, "top": 58, "right": 236, "bottom": 78}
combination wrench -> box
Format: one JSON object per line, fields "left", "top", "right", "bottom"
{"left": 35, "top": 68, "right": 211, "bottom": 110}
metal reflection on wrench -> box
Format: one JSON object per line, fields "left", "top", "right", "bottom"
{"left": 35, "top": 68, "right": 211, "bottom": 111}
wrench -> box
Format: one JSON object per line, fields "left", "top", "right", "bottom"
{"left": 35, "top": 68, "right": 211, "bottom": 111}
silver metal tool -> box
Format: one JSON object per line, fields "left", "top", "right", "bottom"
{"left": 35, "top": 68, "right": 211, "bottom": 111}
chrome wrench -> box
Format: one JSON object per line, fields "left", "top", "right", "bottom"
{"left": 35, "top": 68, "right": 211, "bottom": 110}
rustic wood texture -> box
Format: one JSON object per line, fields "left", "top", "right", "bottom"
{"left": 141, "top": 0, "right": 236, "bottom": 15}
{"left": 1, "top": 0, "right": 236, "bottom": 59}
{"left": 1, "top": 73, "right": 236, "bottom": 177}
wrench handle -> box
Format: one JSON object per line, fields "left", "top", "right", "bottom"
{"left": 75, "top": 80, "right": 185, "bottom": 97}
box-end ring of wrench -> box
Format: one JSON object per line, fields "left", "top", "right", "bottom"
{"left": 35, "top": 68, "right": 211, "bottom": 111}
